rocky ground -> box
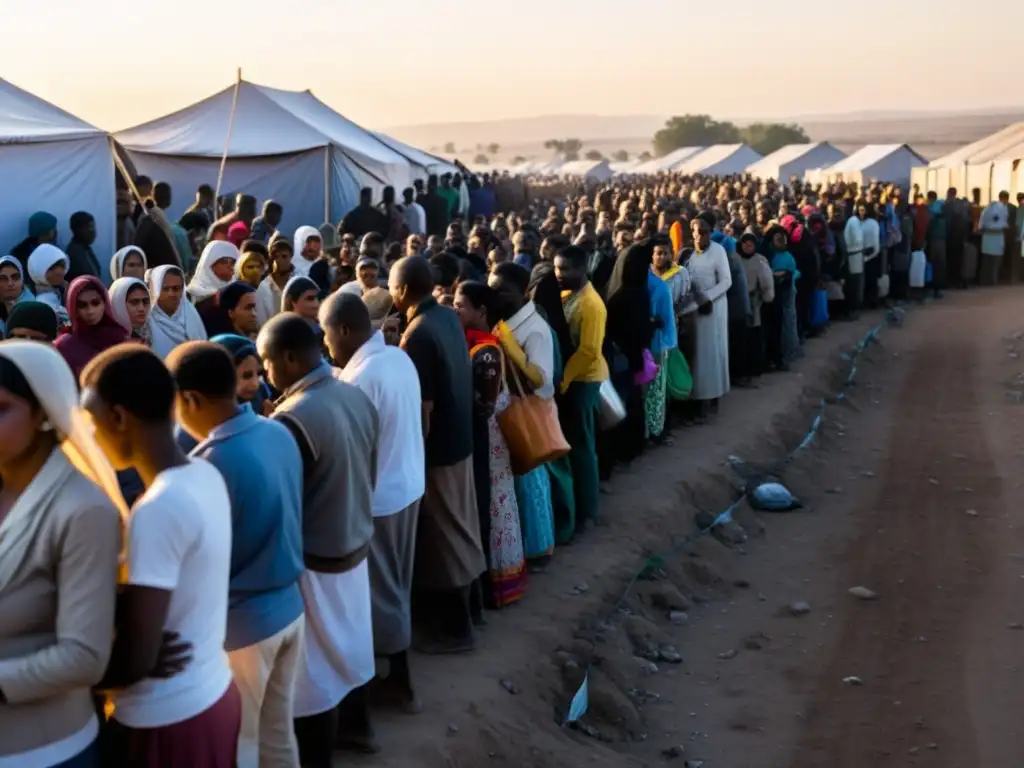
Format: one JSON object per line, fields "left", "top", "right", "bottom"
{"left": 343, "top": 287, "right": 1024, "bottom": 768}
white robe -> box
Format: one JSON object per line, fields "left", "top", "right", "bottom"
{"left": 979, "top": 202, "right": 1008, "bottom": 256}
{"left": 683, "top": 242, "right": 732, "bottom": 401}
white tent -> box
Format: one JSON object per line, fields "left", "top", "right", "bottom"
{"left": 631, "top": 146, "right": 705, "bottom": 174}
{"left": 0, "top": 79, "right": 116, "bottom": 279}
{"left": 912, "top": 123, "right": 1024, "bottom": 203}
{"left": 676, "top": 144, "right": 762, "bottom": 175}
{"left": 807, "top": 144, "right": 925, "bottom": 187}
{"left": 558, "top": 159, "right": 614, "bottom": 182}
{"left": 745, "top": 142, "right": 846, "bottom": 182}
{"left": 116, "top": 81, "right": 430, "bottom": 234}
{"left": 371, "top": 132, "right": 460, "bottom": 178}
{"left": 610, "top": 159, "right": 642, "bottom": 175}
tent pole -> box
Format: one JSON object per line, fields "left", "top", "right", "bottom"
{"left": 324, "top": 146, "right": 330, "bottom": 224}
{"left": 214, "top": 67, "right": 243, "bottom": 214}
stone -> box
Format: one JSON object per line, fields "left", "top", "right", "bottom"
{"left": 713, "top": 520, "right": 748, "bottom": 547}
{"left": 685, "top": 761, "right": 705, "bottom": 768}
{"left": 861, "top": 470, "right": 876, "bottom": 478}
{"left": 744, "top": 632, "right": 770, "bottom": 650}
{"left": 571, "top": 583, "right": 589, "bottom": 595}
{"left": 789, "top": 601, "right": 811, "bottom": 616}
{"left": 826, "top": 487, "right": 844, "bottom": 495}
{"left": 928, "top": 478, "right": 940, "bottom": 486}
{"left": 448, "top": 723, "right": 459, "bottom": 734}
{"left": 648, "top": 582, "right": 692, "bottom": 612}
{"left": 733, "top": 579, "right": 750, "bottom": 589}
{"left": 683, "top": 559, "right": 720, "bottom": 586}
{"left": 500, "top": 679, "right": 520, "bottom": 695}
{"left": 662, "top": 744, "right": 685, "bottom": 758}
{"left": 966, "top": 509, "right": 979, "bottom": 517}
{"left": 842, "top": 676, "right": 863, "bottom": 685}
{"left": 848, "top": 586, "right": 878, "bottom": 601}
{"left": 669, "top": 611, "right": 689, "bottom": 626}
{"left": 658, "top": 646, "right": 683, "bottom": 664}
{"left": 717, "top": 649, "right": 738, "bottom": 660}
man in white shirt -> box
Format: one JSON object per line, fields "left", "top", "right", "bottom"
{"left": 979, "top": 191, "right": 1010, "bottom": 285}
{"left": 80, "top": 346, "right": 239, "bottom": 766}
{"left": 402, "top": 187, "right": 426, "bottom": 236}
{"left": 321, "top": 291, "right": 425, "bottom": 713}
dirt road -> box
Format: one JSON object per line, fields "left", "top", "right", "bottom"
{"left": 349, "top": 288, "right": 1024, "bottom": 768}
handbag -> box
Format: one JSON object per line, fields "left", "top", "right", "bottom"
{"left": 664, "top": 347, "right": 692, "bottom": 401}
{"left": 496, "top": 359, "right": 570, "bottom": 476}
{"left": 597, "top": 378, "right": 626, "bottom": 431}
{"left": 633, "top": 349, "right": 658, "bottom": 386}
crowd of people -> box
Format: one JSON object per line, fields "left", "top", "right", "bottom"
{"left": 0, "top": 164, "right": 1017, "bottom": 768}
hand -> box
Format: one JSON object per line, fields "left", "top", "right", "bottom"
{"left": 698, "top": 300, "right": 713, "bottom": 315}
{"left": 150, "top": 631, "right": 192, "bottom": 679}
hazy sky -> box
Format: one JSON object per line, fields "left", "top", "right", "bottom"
{"left": 2, "top": 0, "right": 1022, "bottom": 132}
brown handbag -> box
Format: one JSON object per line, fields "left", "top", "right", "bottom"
{"left": 497, "top": 358, "right": 571, "bottom": 476}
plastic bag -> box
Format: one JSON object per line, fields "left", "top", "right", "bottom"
{"left": 749, "top": 482, "right": 802, "bottom": 511}
{"left": 810, "top": 288, "right": 829, "bottom": 327}
{"left": 665, "top": 347, "right": 692, "bottom": 401}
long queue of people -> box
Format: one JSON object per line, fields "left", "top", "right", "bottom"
{"left": 0, "top": 167, "right": 977, "bottom": 768}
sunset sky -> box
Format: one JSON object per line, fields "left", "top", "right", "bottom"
{"left": 3, "top": 0, "right": 1022, "bottom": 132}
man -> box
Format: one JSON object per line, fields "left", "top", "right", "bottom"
{"left": 402, "top": 187, "right": 426, "bottom": 236}
{"left": 321, "top": 292, "right": 425, "bottom": 712}
{"left": 255, "top": 234, "right": 294, "bottom": 327}
{"left": 437, "top": 174, "right": 459, "bottom": 220}
{"left": 925, "top": 191, "right": 947, "bottom": 297}
{"left": 117, "top": 188, "right": 137, "bottom": 251}
{"left": 81, "top": 346, "right": 240, "bottom": 765}
{"left": 554, "top": 245, "right": 608, "bottom": 535}
{"left": 184, "top": 184, "right": 217, "bottom": 226}
{"left": 512, "top": 230, "right": 537, "bottom": 269}
{"left": 843, "top": 203, "right": 869, "bottom": 316}
{"left": 339, "top": 256, "right": 381, "bottom": 297}
{"left": 221, "top": 283, "right": 260, "bottom": 337}
{"left": 390, "top": 256, "right": 484, "bottom": 652}
{"left": 682, "top": 217, "right": 731, "bottom": 414}
{"left": 257, "top": 314, "right": 379, "bottom": 761}
{"left": 250, "top": 201, "right": 283, "bottom": 245}
{"left": 405, "top": 233, "right": 425, "bottom": 258}
{"left": 340, "top": 187, "right": 388, "bottom": 239}
{"left": 421, "top": 175, "right": 451, "bottom": 237}
{"left": 979, "top": 191, "right": 1010, "bottom": 286}
{"left": 132, "top": 175, "right": 153, "bottom": 224}
{"left": 65, "top": 211, "right": 101, "bottom": 282}
{"left": 167, "top": 342, "right": 306, "bottom": 768}
{"left": 379, "top": 186, "right": 407, "bottom": 243}
{"left": 944, "top": 187, "right": 970, "bottom": 287}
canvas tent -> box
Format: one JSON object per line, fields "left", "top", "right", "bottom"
{"left": 0, "top": 78, "right": 116, "bottom": 280}
{"left": 806, "top": 144, "right": 925, "bottom": 187}
{"left": 911, "top": 123, "right": 1024, "bottom": 203}
{"left": 631, "top": 146, "right": 706, "bottom": 174}
{"left": 675, "top": 144, "right": 762, "bottom": 175}
{"left": 609, "top": 159, "right": 642, "bottom": 175}
{"left": 116, "top": 81, "right": 434, "bottom": 234}
{"left": 745, "top": 142, "right": 846, "bottom": 182}
{"left": 558, "top": 159, "right": 614, "bottom": 182}
{"left": 371, "top": 132, "right": 460, "bottom": 178}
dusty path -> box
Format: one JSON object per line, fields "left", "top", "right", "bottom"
{"left": 344, "top": 289, "right": 1024, "bottom": 768}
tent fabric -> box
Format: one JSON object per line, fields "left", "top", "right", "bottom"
{"left": 745, "top": 142, "right": 846, "bottom": 182}
{"left": 806, "top": 144, "right": 926, "bottom": 186}
{"left": 929, "top": 123, "right": 1024, "bottom": 168}
{"left": 0, "top": 79, "right": 115, "bottom": 277}
{"left": 371, "top": 132, "right": 459, "bottom": 177}
{"left": 631, "top": 146, "right": 705, "bottom": 174}
{"left": 557, "top": 159, "right": 613, "bottom": 182}
{"left": 674, "top": 144, "right": 762, "bottom": 175}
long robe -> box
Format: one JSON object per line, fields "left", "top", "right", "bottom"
{"left": 683, "top": 242, "right": 732, "bottom": 401}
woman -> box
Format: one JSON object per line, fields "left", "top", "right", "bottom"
{"left": 603, "top": 242, "right": 655, "bottom": 467}
{"left": 453, "top": 281, "right": 526, "bottom": 608}
{"left": 54, "top": 277, "right": 130, "bottom": 377}
{"left": 5, "top": 301, "right": 59, "bottom": 342}
{"left": 291, "top": 225, "right": 322, "bottom": 277}
{"left": 210, "top": 333, "right": 272, "bottom": 416}
{"left": 187, "top": 241, "right": 240, "bottom": 314}
{"left": 234, "top": 250, "right": 266, "bottom": 289}
{"left": 148, "top": 265, "right": 207, "bottom": 359}
{"left": 109, "top": 277, "right": 153, "bottom": 346}
{"left": 0, "top": 341, "right": 125, "bottom": 768}
{"left": 645, "top": 237, "right": 677, "bottom": 442}
{"left": 761, "top": 226, "right": 799, "bottom": 370}
{"left": 281, "top": 275, "right": 321, "bottom": 324}
{"left": 109, "top": 246, "right": 147, "bottom": 282}
{"left": 737, "top": 232, "right": 774, "bottom": 378}
{"left": 0, "top": 255, "right": 34, "bottom": 335}
{"left": 27, "top": 243, "right": 71, "bottom": 329}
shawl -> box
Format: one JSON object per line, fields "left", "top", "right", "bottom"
{"left": 188, "top": 240, "right": 239, "bottom": 303}
{"left": 0, "top": 255, "right": 34, "bottom": 325}
{"left": 109, "top": 277, "right": 149, "bottom": 332}
{"left": 109, "top": 245, "right": 147, "bottom": 281}
{"left": 779, "top": 215, "right": 804, "bottom": 244}
{"left": 26, "top": 243, "right": 69, "bottom": 290}
{"left": 148, "top": 265, "right": 208, "bottom": 359}
{"left": 54, "top": 276, "right": 130, "bottom": 378}
{"left": 291, "top": 225, "right": 321, "bottom": 276}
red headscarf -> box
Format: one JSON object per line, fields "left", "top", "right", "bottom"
{"left": 780, "top": 214, "right": 805, "bottom": 244}
{"left": 227, "top": 221, "right": 250, "bottom": 248}
{"left": 54, "top": 276, "right": 130, "bottom": 377}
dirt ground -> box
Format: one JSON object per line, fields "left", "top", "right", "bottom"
{"left": 345, "top": 288, "right": 1024, "bottom": 768}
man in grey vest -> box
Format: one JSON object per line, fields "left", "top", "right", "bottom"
{"left": 257, "top": 313, "right": 381, "bottom": 762}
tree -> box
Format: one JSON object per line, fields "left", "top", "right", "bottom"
{"left": 584, "top": 149, "right": 604, "bottom": 161}
{"left": 638, "top": 151, "right": 653, "bottom": 161}
{"left": 474, "top": 153, "right": 490, "bottom": 165}
{"left": 544, "top": 138, "right": 584, "bottom": 161}
{"left": 488, "top": 142, "right": 500, "bottom": 156}
{"left": 652, "top": 114, "right": 740, "bottom": 157}
{"left": 739, "top": 123, "right": 810, "bottom": 155}
{"left": 444, "top": 141, "right": 456, "bottom": 154}
{"left": 613, "top": 149, "right": 630, "bottom": 162}
{"left": 512, "top": 155, "right": 527, "bottom": 164}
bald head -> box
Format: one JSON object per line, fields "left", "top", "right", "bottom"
{"left": 320, "top": 291, "right": 371, "bottom": 335}
{"left": 256, "top": 312, "right": 321, "bottom": 391}
{"left": 388, "top": 255, "right": 434, "bottom": 313}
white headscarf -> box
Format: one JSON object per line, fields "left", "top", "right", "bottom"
{"left": 281, "top": 275, "right": 320, "bottom": 313}
{"left": 187, "top": 241, "right": 239, "bottom": 303}
{"left": 26, "top": 244, "right": 69, "bottom": 289}
{"left": 291, "top": 225, "right": 321, "bottom": 277}
{"left": 0, "top": 255, "right": 33, "bottom": 305}
{"left": 110, "top": 246, "right": 148, "bottom": 282}
{"left": 109, "top": 277, "right": 149, "bottom": 332}
{"left": 148, "top": 265, "right": 207, "bottom": 359}
{"left": 0, "top": 340, "right": 128, "bottom": 522}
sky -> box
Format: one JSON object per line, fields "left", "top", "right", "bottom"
{"left": 2, "top": 0, "right": 1022, "bottom": 133}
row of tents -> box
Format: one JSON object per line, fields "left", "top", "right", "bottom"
{"left": 910, "top": 122, "right": 1024, "bottom": 204}
{"left": 494, "top": 142, "right": 930, "bottom": 190}
{"left": 0, "top": 77, "right": 460, "bottom": 277}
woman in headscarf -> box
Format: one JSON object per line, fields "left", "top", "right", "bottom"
{"left": 780, "top": 214, "right": 819, "bottom": 340}
{"left": 281, "top": 275, "right": 321, "bottom": 325}
{"left": 645, "top": 235, "right": 678, "bottom": 442}
{"left": 603, "top": 241, "right": 655, "bottom": 469}
{"left": 737, "top": 232, "right": 774, "bottom": 379}
{"left": 0, "top": 341, "right": 125, "bottom": 768}
{"left": 109, "top": 245, "right": 148, "bottom": 282}
{"left": 5, "top": 301, "right": 59, "bottom": 341}
{"left": 291, "top": 225, "right": 322, "bottom": 277}
{"left": 187, "top": 241, "right": 240, "bottom": 314}
{"left": 148, "top": 264, "right": 208, "bottom": 359}
{"left": 227, "top": 221, "right": 250, "bottom": 249}
{"left": 9, "top": 210, "right": 58, "bottom": 275}
{"left": 234, "top": 249, "right": 267, "bottom": 289}
{"left": 453, "top": 280, "right": 526, "bottom": 608}
{"left": 109, "top": 276, "right": 153, "bottom": 346}
{"left": 713, "top": 233, "right": 753, "bottom": 387}
{"left": 210, "top": 333, "right": 272, "bottom": 416}
{"left": 0, "top": 255, "right": 34, "bottom": 335}
{"left": 760, "top": 225, "right": 799, "bottom": 370}
{"left": 54, "top": 276, "right": 130, "bottom": 377}
{"left": 27, "top": 243, "right": 71, "bottom": 329}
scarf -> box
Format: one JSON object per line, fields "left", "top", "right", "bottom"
{"left": 780, "top": 215, "right": 804, "bottom": 244}
{"left": 188, "top": 240, "right": 239, "bottom": 303}
{"left": 109, "top": 277, "right": 149, "bottom": 334}
{"left": 26, "top": 243, "right": 68, "bottom": 290}
{"left": 234, "top": 251, "right": 265, "bottom": 286}
{"left": 291, "top": 225, "right": 321, "bottom": 277}
{"left": 281, "top": 275, "right": 320, "bottom": 313}
{"left": 54, "top": 276, "right": 130, "bottom": 377}
{"left": 110, "top": 246, "right": 147, "bottom": 281}
{"left": 148, "top": 265, "right": 208, "bottom": 358}
{"left": 465, "top": 327, "right": 499, "bottom": 353}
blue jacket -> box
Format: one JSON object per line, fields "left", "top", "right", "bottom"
{"left": 647, "top": 271, "right": 677, "bottom": 354}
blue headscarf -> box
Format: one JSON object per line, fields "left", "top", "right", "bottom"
{"left": 711, "top": 232, "right": 736, "bottom": 255}
{"left": 28, "top": 211, "right": 57, "bottom": 239}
